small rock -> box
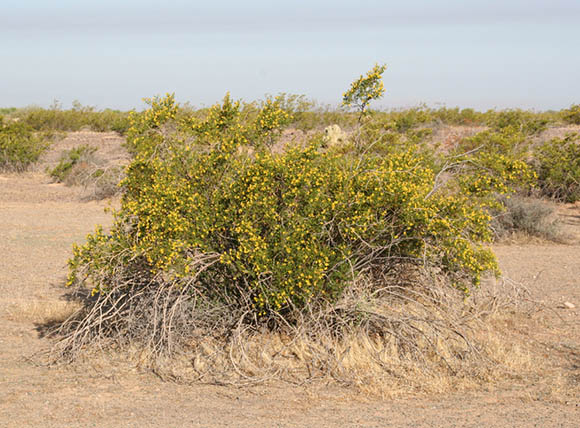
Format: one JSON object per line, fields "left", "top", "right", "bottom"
{"left": 323, "top": 124, "right": 347, "bottom": 147}
{"left": 561, "top": 301, "right": 575, "bottom": 309}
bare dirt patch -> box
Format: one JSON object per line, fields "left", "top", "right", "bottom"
{"left": 0, "top": 132, "right": 579, "bottom": 427}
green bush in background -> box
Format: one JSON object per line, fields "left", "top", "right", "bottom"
{"left": 561, "top": 105, "right": 580, "bottom": 125}
{"left": 0, "top": 116, "right": 48, "bottom": 172}
{"left": 533, "top": 134, "right": 580, "bottom": 202}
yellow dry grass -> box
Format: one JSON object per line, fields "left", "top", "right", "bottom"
{"left": 6, "top": 299, "right": 80, "bottom": 324}
{"left": 44, "top": 274, "right": 578, "bottom": 402}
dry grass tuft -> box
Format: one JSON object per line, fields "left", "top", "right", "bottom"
{"left": 491, "top": 195, "right": 568, "bottom": 243}
{"left": 7, "top": 299, "right": 80, "bottom": 324}
{"left": 34, "top": 263, "right": 569, "bottom": 398}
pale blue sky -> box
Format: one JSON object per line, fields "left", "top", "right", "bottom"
{"left": 2, "top": 0, "right": 579, "bottom": 111}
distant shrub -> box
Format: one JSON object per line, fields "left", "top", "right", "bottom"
{"left": 382, "top": 107, "right": 432, "bottom": 133}
{"left": 88, "top": 109, "right": 132, "bottom": 135}
{"left": 49, "top": 145, "right": 98, "bottom": 183}
{"left": 49, "top": 144, "right": 124, "bottom": 199}
{"left": 289, "top": 109, "right": 358, "bottom": 131}
{"left": 561, "top": 105, "right": 580, "bottom": 125}
{"left": 108, "top": 116, "right": 132, "bottom": 135}
{"left": 489, "top": 110, "right": 549, "bottom": 135}
{"left": 372, "top": 107, "right": 560, "bottom": 133}
{"left": 0, "top": 107, "right": 17, "bottom": 115}
{"left": 490, "top": 195, "right": 562, "bottom": 241}
{"left": 0, "top": 116, "right": 47, "bottom": 171}
{"left": 532, "top": 134, "right": 580, "bottom": 202}
{"left": 431, "top": 107, "right": 485, "bottom": 126}
{"left": 16, "top": 103, "right": 131, "bottom": 134}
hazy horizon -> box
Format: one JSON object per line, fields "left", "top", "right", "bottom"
{"left": 2, "top": 0, "right": 579, "bottom": 111}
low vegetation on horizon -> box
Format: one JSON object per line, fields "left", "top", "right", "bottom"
{"left": 1, "top": 85, "right": 580, "bottom": 135}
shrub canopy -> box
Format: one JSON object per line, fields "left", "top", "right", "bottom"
{"left": 0, "top": 116, "right": 47, "bottom": 171}
{"left": 68, "top": 92, "right": 537, "bottom": 320}
{"left": 533, "top": 134, "right": 580, "bottom": 202}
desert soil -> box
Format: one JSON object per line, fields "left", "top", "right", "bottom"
{"left": 0, "top": 132, "right": 579, "bottom": 427}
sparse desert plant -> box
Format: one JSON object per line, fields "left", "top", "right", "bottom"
{"left": 49, "top": 144, "right": 124, "bottom": 199}
{"left": 83, "top": 165, "right": 125, "bottom": 200}
{"left": 490, "top": 195, "right": 563, "bottom": 241}
{"left": 49, "top": 145, "right": 98, "bottom": 183}
{"left": 0, "top": 116, "right": 48, "bottom": 171}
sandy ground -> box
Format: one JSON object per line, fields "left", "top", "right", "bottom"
{"left": 0, "top": 132, "right": 579, "bottom": 427}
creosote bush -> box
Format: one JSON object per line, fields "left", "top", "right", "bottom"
{"left": 0, "top": 116, "right": 48, "bottom": 171}
{"left": 489, "top": 110, "right": 549, "bottom": 135}
{"left": 561, "top": 104, "right": 580, "bottom": 125}
{"left": 17, "top": 102, "right": 131, "bottom": 134}
{"left": 532, "top": 134, "right": 580, "bottom": 202}
{"left": 450, "top": 128, "right": 536, "bottom": 197}
{"left": 342, "top": 63, "right": 386, "bottom": 121}
{"left": 63, "top": 108, "right": 520, "bottom": 338}
{"left": 48, "top": 71, "right": 549, "bottom": 389}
